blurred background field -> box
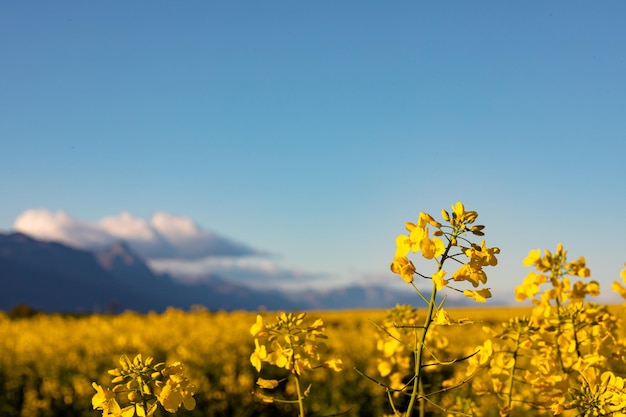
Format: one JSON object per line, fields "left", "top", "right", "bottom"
{"left": 0, "top": 304, "right": 577, "bottom": 417}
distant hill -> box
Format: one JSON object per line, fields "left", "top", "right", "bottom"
{"left": 0, "top": 232, "right": 465, "bottom": 313}
{"left": 0, "top": 233, "right": 298, "bottom": 313}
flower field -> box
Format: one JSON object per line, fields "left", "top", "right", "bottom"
{"left": 2, "top": 303, "right": 625, "bottom": 417}
{"left": 3, "top": 202, "right": 626, "bottom": 417}
{"left": 0, "top": 305, "right": 530, "bottom": 417}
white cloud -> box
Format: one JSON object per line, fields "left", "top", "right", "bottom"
{"left": 12, "top": 208, "right": 326, "bottom": 290}
{"left": 14, "top": 209, "right": 259, "bottom": 260}
{"left": 148, "top": 256, "right": 327, "bottom": 290}
{"left": 98, "top": 212, "right": 155, "bottom": 242}
{"left": 14, "top": 209, "right": 114, "bottom": 248}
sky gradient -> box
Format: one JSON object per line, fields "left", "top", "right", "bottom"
{"left": 2, "top": 2, "right": 625, "bottom": 304}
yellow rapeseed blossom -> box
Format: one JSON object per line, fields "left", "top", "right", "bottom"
{"left": 420, "top": 227, "right": 445, "bottom": 259}
{"left": 390, "top": 202, "right": 498, "bottom": 305}
{"left": 249, "top": 311, "right": 342, "bottom": 413}
{"left": 92, "top": 354, "right": 195, "bottom": 417}
{"left": 390, "top": 256, "right": 416, "bottom": 283}
{"left": 432, "top": 269, "right": 448, "bottom": 290}
{"left": 463, "top": 288, "right": 492, "bottom": 303}
{"left": 523, "top": 248, "right": 541, "bottom": 267}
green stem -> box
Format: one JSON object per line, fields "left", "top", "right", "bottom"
{"left": 293, "top": 374, "right": 306, "bottom": 417}
{"left": 406, "top": 282, "right": 437, "bottom": 417}
{"left": 553, "top": 282, "right": 568, "bottom": 374}
{"left": 404, "top": 231, "right": 458, "bottom": 417}
{"left": 506, "top": 329, "right": 521, "bottom": 412}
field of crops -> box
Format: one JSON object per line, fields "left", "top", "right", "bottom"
{"left": 2, "top": 302, "right": 624, "bottom": 417}
{"left": 0, "top": 304, "right": 537, "bottom": 417}
{"left": 4, "top": 204, "right": 626, "bottom": 417}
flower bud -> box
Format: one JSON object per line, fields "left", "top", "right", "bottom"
{"left": 111, "top": 376, "right": 125, "bottom": 384}
{"left": 465, "top": 211, "right": 478, "bottom": 223}
{"left": 112, "top": 384, "right": 125, "bottom": 393}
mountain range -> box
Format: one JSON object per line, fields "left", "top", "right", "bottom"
{"left": 0, "top": 232, "right": 467, "bottom": 313}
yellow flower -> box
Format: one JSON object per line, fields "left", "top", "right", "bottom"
{"left": 523, "top": 248, "right": 542, "bottom": 267}
{"left": 156, "top": 372, "right": 196, "bottom": 413}
{"left": 394, "top": 234, "right": 412, "bottom": 257}
{"left": 613, "top": 281, "right": 626, "bottom": 300}
{"left": 92, "top": 383, "right": 118, "bottom": 411}
{"left": 514, "top": 272, "right": 546, "bottom": 302}
{"left": 451, "top": 202, "right": 465, "bottom": 220}
{"left": 256, "top": 378, "right": 280, "bottom": 389}
{"left": 432, "top": 270, "right": 448, "bottom": 290}
{"left": 463, "top": 288, "right": 492, "bottom": 303}
{"left": 323, "top": 358, "right": 343, "bottom": 372}
{"left": 395, "top": 222, "right": 427, "bottom": 257}
{"left": 250, "top": 315, "right": 266, "bottom": 336}
{"left": 420, "top": 227, "right": 445, "bottom": 259}
{"left": 92, "top": 383, "right": 131, "bottom": 417}
{"left": 465, "top": 240, "right": 500, "bottom": 267}
{"left": 250, "top": 339, "right": 267, "bottom": 372}
{"left": 417, "top": 211, "right": 441, "bottom": 228}
{"left": 390, "top": 256, "right": 416, "bottom": 283}
{"left": 409, "top": 225, "right": 427, "bottom": 248}
{"left": 452, "top": 264, "right": 487, "bottom": 287}
{"left": 434, "top": 308, "right": 451, "bottom": 325}
{"left": 269, "top": 340, "right": 291, "bottom": 370}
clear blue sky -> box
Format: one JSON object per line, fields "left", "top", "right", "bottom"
{"left": 1, "top": 2, "right": 625, "bottom": 304}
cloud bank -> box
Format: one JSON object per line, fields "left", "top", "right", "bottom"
{"left": 12, "top": 209, "right": 324, "bottom": 288}
{"left": 14, "top": 209, "right": 260, "bottom": 260}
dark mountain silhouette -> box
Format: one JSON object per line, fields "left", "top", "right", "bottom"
{"left": 0, "top": 233, "right": 150, "bottom": 312}
{"left": 0, "top": 233, "right": 298, "bottom": 313}
{"left": 0, "top": 232, "right": 470, "bottom": 313}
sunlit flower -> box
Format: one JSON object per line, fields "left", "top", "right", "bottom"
{"left": 523, "top": 248, "right": 541, "bottom": 267}
{"left": 463, "top": 288, "right": 492, "bottom": 303}
{"left": 432, "top": 269, "right": 448, "bottom": 290}
{"left": 420, "top": 227, "right": 445, "bottom": 259}
{"left": 390, "top": 256, "right": 416, "bottom": 283}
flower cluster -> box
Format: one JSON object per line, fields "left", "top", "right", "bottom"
{"left": 250, "top": 312, "right": 342, "bottom": 414}
{"left": 390, "top": 202, "right": 499, "bottom": 303}
{"left": 92, "top": 354, "right": 195, "bottom": 417}
{"left": 373, "top": 202, "right": 500, "bottom": 417}
{"left": 564, "top": 367, "right": 626, "bottom": 416}
{"left": 250, "top": 312, "right": 342, "bottom": 377}
{"left": 515, "top": 243, "right": 596, "bottom": 305}
{"left": 467, "top": 245, "right": 626, "bottom": 416}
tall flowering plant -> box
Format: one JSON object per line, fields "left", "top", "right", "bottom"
{"left": 249, "top": 312, "right": 342, "bottom": 417}
{"left": 378, "top": 202, "right": 500, "bottom": 416}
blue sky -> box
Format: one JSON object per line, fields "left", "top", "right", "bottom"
{"left": 1, "top": 2, "right": 625, "bottom": 304}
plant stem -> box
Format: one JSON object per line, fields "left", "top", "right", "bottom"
{"left": 293, "top": 374, "right": 306, "bottom": 417}
{"left": 506, "top": 328, "right": 521, "bottom": 412}
{"left": 406, "top": 282, "right": 437, "bottom": 417}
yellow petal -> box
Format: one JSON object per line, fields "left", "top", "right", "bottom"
{"left": 523, "top": 249, "right": 541, "bottom": 266}
{"left": 432, "top": 270, "right": 448, "bottom": 291}
{"left": 463, "top": 288, "right": 492, "bottom": 303}
{"left": 256, "top": 378, "right": 279, "bottom": 389}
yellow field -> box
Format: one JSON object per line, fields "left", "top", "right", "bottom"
{"left": 1, "top": 303, "right": 624, "bottom": 417}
